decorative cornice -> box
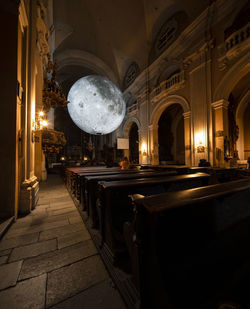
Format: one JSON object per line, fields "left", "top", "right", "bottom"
{"left": 211, "top": 99, "right": 229, "bottom": 110}
{"left": 183, "top": 111, "right": 191, "bottom": 119}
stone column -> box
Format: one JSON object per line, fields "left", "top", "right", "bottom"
{"left": 211, "top": 99, "right": 229, "bottom": 167}
{"left": 149, "top": 124, "right": 159, "bottom": 165}
{"left": 0, "top": 1, "right": 19, "bottom": 218}
{"left": 139, "top": 127, "right": 148, "bottom": 165}
{"left": 183, "top": 111, "right": 191, "bottom": 166}
{"left": 19, "top": 0, "right": 39, "bottom": 214}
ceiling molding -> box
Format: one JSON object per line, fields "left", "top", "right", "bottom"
{"left": 55, "top": 49, "right": 118, "bottom": 85}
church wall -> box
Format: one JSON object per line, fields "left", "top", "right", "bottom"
{"left": 0, "top": 0, "right": 51, "bottom": 219}
{"left": 119, "top": 0, "right": 249, "bottom": 167}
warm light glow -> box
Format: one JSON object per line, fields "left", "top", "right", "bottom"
{"left": 83, "top": 156, "right": 88, "bottom": 161}
{"left": 195, "top": 131, "right": 205, "bottom": 147}
{"left": 39, "top": 111, "right": 44, "bottom": 117}
{"left": 141, "top": 143, "right": 147, "bottom": 156}
{"left": 31, "top": 100, "right": 36, "bottom": 129}
{"left": 41, "top": 120, "right": 48, "bottom": 127}
{"left": 195, "top": 131, "right": 205, "bottom": 153}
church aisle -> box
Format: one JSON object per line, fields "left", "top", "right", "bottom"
{"left": 0, "top": 174, "right": 126, "bottom": 309}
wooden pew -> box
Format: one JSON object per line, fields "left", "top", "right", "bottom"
{"left": 77, "top": 169, "right": 156, "bottom": 208}
{"left": 73, "top": 168, "right": 123, "bottom": 203}
{"left": 125, "top": 178, "right": 250, "bottom": 309}
{"left": 66, "top": 166, "right": 120, "bottom": 198}
{"left": 96, "top": 172, "right": 211, "bottom": 263}
{"left": 85, "top": 170, "right": 177, "bottom": 227}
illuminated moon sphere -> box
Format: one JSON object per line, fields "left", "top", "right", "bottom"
{"left": 67, "top": 75, "right": 126, "bottom": 135}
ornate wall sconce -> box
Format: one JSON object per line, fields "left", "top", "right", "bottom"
{"left": 195, "top": 131, "right": 205, "bottom": 153}
{"left": 32, "top": 111, "right": 48, "bottom": 143}
{"left": 33, "top": 111, "right": 48, "bottom": 131}
{"left": 141, "top": 143, "right": 147, "bottom": 156}
{"left": 197, "top": 145, "right": 205, "bottom": 153}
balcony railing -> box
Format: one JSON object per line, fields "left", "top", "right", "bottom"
{"left": 151, "top": 71, "right": 185, "bottom": 99}
{"left": 127, "top": 102, "right": 138, "bottom": 114}
{"left": 225, "top": 22, "right": 250, "bottom": 52}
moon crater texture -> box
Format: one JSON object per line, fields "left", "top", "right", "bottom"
{"left": 67, "top": 75, "right": 126, "bottom": 135}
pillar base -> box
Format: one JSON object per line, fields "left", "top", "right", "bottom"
{"left": 19, "top": 176, "right": 39, "bottom": 215}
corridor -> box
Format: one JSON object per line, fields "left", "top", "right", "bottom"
{"left": 0, "top": 175, "right": 126, "bottom": 309}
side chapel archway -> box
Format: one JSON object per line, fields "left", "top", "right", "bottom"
{"left": 129, "top": 122, "right": 139, "bottom": 164}
{"left": 123, "top": 117, "right": 141, "bottom": 163}
{"left": 236, "top": 90, "right": 250, "bottom": 161}
{"left": 150, "top": 95, "right": 191, "bottom": 165}
{"left": 158, "top": 104, "right": 185, "bottom": 164}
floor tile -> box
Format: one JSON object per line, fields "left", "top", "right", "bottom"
{"left": 0, "top": 261, "right": 23, "bottom": 290}
{"left": 0, "top": 233, "right": 39, "bottom": 251}
{"left": 39, "top": 222, "right": 85, "bottom": 241}
{"left": 0, "top": 249, "right": 11, "bottom": 257}
{"left": 5, "top": 219, "right": 69, "bottom": 239}
{"left": 50, "top": 280, "right": 126, "bottom": 309}
{"left": 68, "top": 216, "right": 82, "bottom": 224}
{"left": 0, "top": 255, "right": 8, "bottom": 265}
{"left": 0, "top": 274, "right": 46, "bottom": 309}
{"left": 58, "top": 230, "right": 91, "bottom": 249}
{"left": 46, "top": 255, "right": 108, "bottom": 307}
{"left": 9, "top": 239, "right": 57, "bottom": 262}
{"left": 19, "top": 240, "right": 97, "bottom": 280}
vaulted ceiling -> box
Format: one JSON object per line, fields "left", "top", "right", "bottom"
{"left": 53, "top": 0, "right": 209, "bottom": 93}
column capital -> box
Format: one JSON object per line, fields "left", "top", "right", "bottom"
{"left": 183, "top": 111, "right": 191, "bottom": 119}
{"left": 148, "top": 124, "right": 159, "bottom": 131}
{"left": 211, "top": 99, "right": 229, "bottom": 110}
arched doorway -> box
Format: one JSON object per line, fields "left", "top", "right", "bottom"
{"left": 158, "top": 104, "right": 185, "bottom": 165}
{"left": 236, "top": 90, "right": 250, "bottom": 161}
{"left": 243, "top": 101, "right": 250, "bottom": 160}
{"left": 129, "top": 122, "right": 139, "bottom": 164}
{"left": 226, "top": 72, "right": 250, "bottom": 163}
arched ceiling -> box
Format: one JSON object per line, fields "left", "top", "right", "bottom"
{"left": 53, "top": 0, "right": 208, "bottom": 91}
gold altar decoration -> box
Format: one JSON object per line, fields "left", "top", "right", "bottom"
{"left": 41, "top": 129, "right": 66, "bottom": 154}
{"left": 43, "top": 54, "right": 68, "bottom": 112}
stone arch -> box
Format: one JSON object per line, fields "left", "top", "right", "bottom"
{"left": 123, "top": 117, "right": 141, "bottom": 138}
{"left": 150, "top": 95, "right": 191, "bottom": 165}
{"left": 122, "top": 117, "right": 141, "bottom": 163}
{"left": 214, "top": 53, "right": 250, "bottom": 102}
{"left": 236, "top": 90, "right": 250, "bottom": 160}
{"left": 55, "top": 49, "right": 118, "bottom": 84}
{"left": 150, "top": 95, "right": 190, "bottom": 125}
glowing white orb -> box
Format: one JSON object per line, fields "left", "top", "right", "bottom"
{"left": 67, "top": 75, "right": 126, "bottom": 135}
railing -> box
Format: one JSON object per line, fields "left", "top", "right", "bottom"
{"left": 151, "top": 71, "right": 185, "bottom": 98}
{"left": 225, "top": 22, "right": 250, "bottom": 52}
{"left": 127, "top": 102, "right": 138, "bottom": 114}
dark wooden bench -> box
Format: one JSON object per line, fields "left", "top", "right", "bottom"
{"left": 74, "top": 168, "right": 126, "bottom": 203}
{"left": 66, "top": 166, "right": 121, "bottom": 198}
{"left": 96, "top": 172, "right": 211, "bottom": 263}
{"left": 85, "top": 170, "right": 177, "bottom": 227}
{"left": 77, "top": 169, "right": 157, "bottom": 208}
{"left": 125, "top": 178, "right": 250, "bottom": 309}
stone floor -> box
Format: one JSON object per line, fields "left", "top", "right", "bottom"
{"left": 0, "top": 174, "right": 126, "bottom": 309}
